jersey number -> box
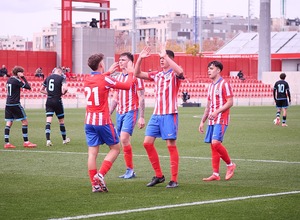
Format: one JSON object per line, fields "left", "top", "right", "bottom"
{"left": 48, "top": 79, "right": 55, "bottom": 91}
{"left": 277, "top": 84, "right": 285, "bottom": 93}
{"left": 85, "top": 87, "right": 100, "bottom": 106}
{"left": 6, "top": 84, "right": 12, "bottom": 96}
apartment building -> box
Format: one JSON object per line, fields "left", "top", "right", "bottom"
{"left": 0, "top": 35, "right": 26, "bottom": 50}
{"left": 2, "top": 12, "right": 299, "bottom": 52}
{"left": 111, "top": 12, "right": 260, "bottom": 46}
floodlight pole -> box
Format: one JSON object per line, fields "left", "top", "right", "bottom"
{"left": 199, "top": 0, "right": 203, "bottom": 52}
{"left": 132, "top": 0, "right": 137, "bottom": 54}
{"left": 193, "top": 0, "right": 199, "bottom": 45}
{"left": 258, "top": 0, "right": 271, "bottom": 81}
{"left": 248, "top": 0, "right": 251, "bottom": 32}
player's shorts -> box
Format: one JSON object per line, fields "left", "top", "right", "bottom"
{"left": 85, "top": 124, "right": 120, "bottom": 147}
{"left": 204, "top": 124, "right": 228, "bottom": 143}
{"left": 45, "top": 98, "right": 64, "bottom": 119}
{"left": 145, "top": 114, "right": 178, "bottom": 140}
{"left": 116, "top": 110, "right": 139, "bottom": 136}
{"left": 5, "top": 104, "right": 27, "bottom": 121}
{"left": 275, "top": 99, "right": 289, "bottom": 108}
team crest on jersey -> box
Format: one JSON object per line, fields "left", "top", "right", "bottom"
{"left": 215, "top": 89, "right": 220, "bottom": 95}
{"left": 164, "top": 73, "right": 171, "bottom": 80}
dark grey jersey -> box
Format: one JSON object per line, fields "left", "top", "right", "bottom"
{"left": 273, "top": 80, "right": 290, "bottom": 100}
{"left": 43, "top": 74, "right": 66, "bottom": 99}
{"left": 6, "top": 76, "right": 31, "bottom": 105}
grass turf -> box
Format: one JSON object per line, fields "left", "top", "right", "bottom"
{"left": 0, "top": 106, "right": 299, "bottom": 219}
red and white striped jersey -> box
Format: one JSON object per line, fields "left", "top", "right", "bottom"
{"left": 114, "top": 73, "right": 144, "bottom": 114}
{"left": 207, "top": 77, "right": 233, "bottom": 125}
{"left": 148, "top": 69, "right": 182, "bottom": 115}
{"left": 84, "top": 72, "right": 132, "bottom": 125}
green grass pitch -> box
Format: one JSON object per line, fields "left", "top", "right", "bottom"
{"left": 0, "top": 106, "right": 299, "bottom": 219}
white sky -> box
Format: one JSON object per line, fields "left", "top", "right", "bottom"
{"left": 0, "top": 0, "right": 299, "bottom": 40}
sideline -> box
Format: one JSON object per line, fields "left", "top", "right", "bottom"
{"left": 48, "top": 191, "right": 300, "bottom": 220}
{"left": 1, "top": 149, "right": 300, "bottom": 164}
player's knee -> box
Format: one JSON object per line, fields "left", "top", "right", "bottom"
{"left": 211, "top": 141, "right": 221, "bottom": 149}
{"left": 143, "top": 142, "right": 154, "bottom": 149}
{"left": 120, "top": 139, "right": 130, "bottom": 147}
{"left": 21, "top": 119, "right": 28, "bottom": 126}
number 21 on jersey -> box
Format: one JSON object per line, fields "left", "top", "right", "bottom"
{"left": 85, "top": 87, "right": 100, "bottom": 106}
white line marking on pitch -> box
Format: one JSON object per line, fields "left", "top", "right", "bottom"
{"left": 1, "top": 149, "right": 300, "bottom": 164}
{"left": 48, "top": 191, "right": 300, "bottom": 220}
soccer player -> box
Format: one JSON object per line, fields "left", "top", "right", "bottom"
{"left": 84, "top": 53, "right": 134, "bottom": 193}
{"left": 199, "top": 61, "right": 236, "bottom": 181}
{"left": 273, "top": 73, "right": 291, "bottom": 127}
{"left": 40, "top": 67, "right": 70, "bottom": 147}
{"left": 4, "top": 66, "right": 37, "bottom": 149}
{"left": 110, "top": 52, "right": 145, "bottom": 179}
{"left": 134, "top": 46, "right": 185, "bottom": 188}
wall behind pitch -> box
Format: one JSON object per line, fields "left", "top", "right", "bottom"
{"left": 0, "top": 50, "right": 56, "bottom": 77}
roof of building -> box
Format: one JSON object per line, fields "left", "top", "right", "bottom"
{"left": 216, "top": 31, "right": 300, "bottom": 54}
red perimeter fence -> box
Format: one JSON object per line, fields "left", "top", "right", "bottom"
{"left": 0, "top": 50, "right": 284, "bottom": 82}
{"left": 118, "top": 53, "right": 282, "bottom": 81}
{"left": 0, "top": 50, "right": 56, "bottom": 77}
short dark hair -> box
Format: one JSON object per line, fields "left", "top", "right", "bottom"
{"left": 52, "top": 67, "right": 63, "bottom": 75}
{"left": 120, "top": 52, "right": 134, "bottom": 62}
{"left": 12, "top": 66, "right": 24, "bottom": 76}
{"left": 280, "top": 73, "right": 286, "bottom": 80}
{"left": 208, "top": 60, "right": 223, "bottom": 72}
{"left": 166, "top": 50, "right": 175, "bottom": 59}
{"left": 88, "top": 53, "right": 104, "bottom": 71}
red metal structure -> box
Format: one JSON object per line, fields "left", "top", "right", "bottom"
{"left": 61, "top": 0, "right": 111, "bottom": 71}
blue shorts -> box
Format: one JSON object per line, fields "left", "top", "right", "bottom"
{"left": 145, "top": 114, "right": 178, "bottom": 140}
{"left": 85, "top": 124, "right": 120, "bottom": 147}
{"left": 204, "top": 124, "right": 228, "bottom": 143}
{"left": 116, "top": 110, "right": 138, "bottom": 136}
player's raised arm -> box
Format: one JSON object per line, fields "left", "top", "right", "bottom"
{"left": 101, "top": 62, "right": 119, "bottom": 76}
{"left": 134, "top": 46, "right": 151, "bottom": 80}
{"left": 113, "top": 61, "right": 134, "bottom": 90}
{"left": 107, "top": 62, "right": 119, "bottom": 75}
{"left": 159, "top": 44, "right": 184, "bottom": 78}
{"left": 18, "top": 72, "right": 31, "bottom": 90}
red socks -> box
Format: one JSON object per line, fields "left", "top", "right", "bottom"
{"left": 143, "top": 143, "right": 163, "bottom": 177}
{"left": 99, "top": 160, "right": 113, "bottom": 177}
{"left": 88, "top": 169, "right": 97, "bottom": 185}
{"left": 89, "top": 160, "right": 113, "bottom": 186}
{"left": 211, "top": 142, "right": 231, "bottom": 173}
{"left": 211, "top": 144, "right": 221, "bottom": 173}
{"left": 168, "top": 145, "right": 179, "bottom": 182}
{"left": 123, "top": 145, "right": 133, "bottom": 169}
{"left": 143, "top": 143, "right": 179, "bottom": 182}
